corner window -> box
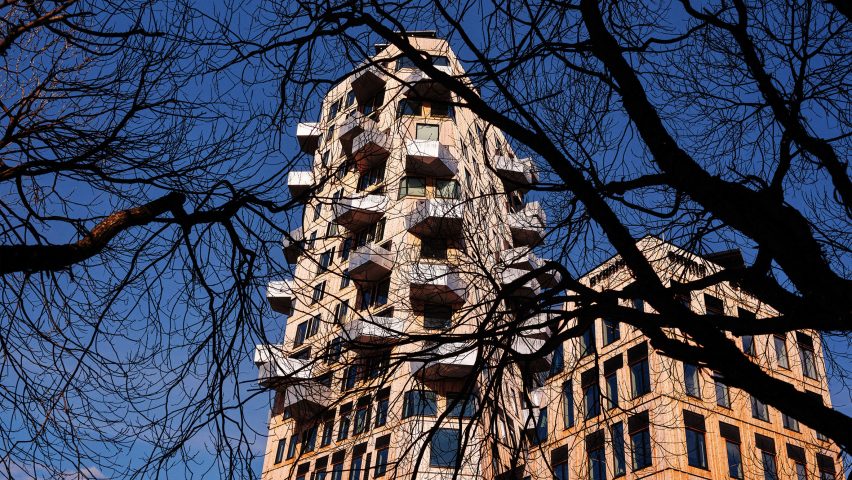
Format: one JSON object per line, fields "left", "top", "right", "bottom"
{"left": 435, "top": 179, "right": 460, "bottom": 199}
{"left": 402, "top": 390, "right": 437, "bottom": 417}
{"left": 398, "top": 177, "right": 426, "bottom": 199}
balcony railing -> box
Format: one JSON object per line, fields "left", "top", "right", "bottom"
{"left": 342, "top": 314, "right": 406, "bottom": 344}
{"left": 253, "top": 344, "right": 311, "bottom": 387}
{"left": 267, "top": 280, "right": 295, "bottom": 315}
{"left": 349, "top": 243, "right": 394, "bottom": 282}
{"left": 492, "top": 156, "right": 536, "bottom": 189}
{"left": 500, "top": 246, "right": 561, "bottom": 288}
{"left": 405, "top": 139, "right": 458, "bottom": 177}
{"left": 282, "top": 227, "right": 304, "bottom": 264}
{"left": 508, "top": 202, "right": 545, "bottom": 247}
{"left": 405, "top": 198, "right": 464, "bottom": 237}
{"left": 296, "top": 122, "right": 321, "bottom": 154}
{"left": 287, "top": 170, "right": 314, "bottom": 200}
{"left": 410, "top": 342, "right": 477, "bottom": 380}
{"left": 408, "top": 263, "right": 465, "bottom": 303}
{"left": 332, "top": 195, "right": 388, "bottom": 230}
{"left": 498, "top": 267, "right": 541, "bottom": 298}
{"left": 352, "top": 125, "right": 391, "bottom": 172}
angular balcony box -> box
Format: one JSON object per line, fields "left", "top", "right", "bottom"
{"left": 342, "top": 314, "right": 406, "bottom": 345}
{"left": 493, "top": 156, "right": 537, "bottom": 190}
{"left": 279, "top": 382, "right": 335, "bottom": 420}
{"left": 508, "top": 202, "right": 546, "bottom": 247}
{"left": 351, "top": 65, "right": 387, "bottom": 103}
{"left": 501, "top": 247, "right": 561, "bottom": 288}
{"left": 296, "top": 122, "right": 321, "bottom": 154}
{"left": 282, "top": 227, "right": 304, "bottom": 264}
{"left": 512, "top": 336, "right": 552, "bottom": 372}
{"left": 332, "top": 195, "right": 388, "bottom": 230}
{"left": 349, "top": 244, "right": 394, "bottom": 282}
{"left": 267, "top": 280, "right": 295, "bottom": 315}
{"left": 410, "top": 342, "right": 477, "bottom": 380}
{"left": 408, "top": 263, "right": 465, "bottom": 304}
{"left": 405, "top": 139, "right": 458, "bottom": 177}
{"left": 401, "top": 70, "right": 451, "bottom": 102}
{"left": 253, "top": 345, "right": 311, "bottom": 388}
{"left": 499, "top": 267, "right": 541, "bottom": 298}
{"left": 405, "top": 199, "right": 464, "bottom": 237}
{"left": 517, "top": 313, "right": 555, "bottom": 341}
{"left": 287, "top": 170, "right": 314, "bottom": 200}
{"left": 352, "top": 126, "right": 391, "bottom": 173}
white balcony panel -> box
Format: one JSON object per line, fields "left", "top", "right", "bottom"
{"left": 508, "top": 202, "right": 545, "bottom": 247}
{"left": 296, "top": 122, "right": 321, "bottom": 153}
{"left": 267, "top": 280, "right": 295, "bottom": 314}
{"left": 501, "top": 247, "right": 561, "bottom": 288}
{"left": 333, "top": 195, "right": 388, "bottom": 230}
{"left": 253, "top": 345, "right": 311, "bottom": 387}
{"left": 349, "top": 244, "right": 394, "bottom": 281}
{"left": 410, "top": 342, "right": 477, "bottom": 380}
{"left": 287, "top": 170, "right": 314, "bottom": 200}
{"left": 352, "top": 127, "right": 391, "bottom": 172}
{"left": 401, "top": 70, "right": 451, "bottom": 101}
{"left": 517, "top": 313, "right": 554, "bottom": 340}
{"left": 512, "top": 336, "right": 552, "bottom": 372}
{"left": 342, "top": 315, "right": 406, "bottom": 344}
{"left": 499, "top": 267, "right": 541, "bottom": 298}
{"left": 408, "top": 263, "right": 465, "bottom": 303}
{"left": 405, "top": 199, "right": 464, "bottom": 237}
{"left": 493, "top": 156, "right": 537, "bottom": 188}
{"left": 405, "top": 139, "right": 458, "bottom": 176}
{"left": 279, "top": 382, "right": 334, "bottom": 417}
{"left": 337, "top": 111, "right": 369, "bottom": 143}
{"left": 282, "top": 227, "right": 304, "bottom": 264}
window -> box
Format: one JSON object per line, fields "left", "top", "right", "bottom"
{"left": 725, "top": 440, "right": 743, "bottom": 479}
{"left": 704, "top": 294, "right": 724, "bottom": 315}
{"left": 342, "top": 365, "right": 358, "bottom": 391}
{"left": 326, "top": 219, "right": 338, "bottom": 237}
{"left": 751, "top": 396, "right": 770, "bottom": 422}
{"left": 274, "top": 439, "right": 287, "bottom": 464}
{"left": 423, "top": 304, "right": 452, "bottom": 330}
{"left": 432, "top": 55, "right": 449, "bottom": 67}
{"left": 311, "top": 281, "right": 326, "bottom": 303}
{"left": 447, "top": 393, "right": 476, "bottom": 418}
{"left": 398, "top": 99, "right": 422, "bottom": 116}
{"left": 582, "top": 369, "right": 600, "bottom": 420}
{"left": 302, "top": 424, "right": 318, "bottom": 453}
{"left": 286, "top": 434, "right": 299, "bottom": 459}
{"left": 632, "top": 298, "right": 645, "bottom": 312}
{"left": 684, "top": 411, "right": 708, "bottom": 469}
{"left": 321, "top": 418, "right": 334, "bottom": 447}
{"left": 605, "top": 371, "right": 618, "bottom": 410}
{"left": 375, "top": 390, "right": 390, "bottom": 427}
{"left": 547, "top": 343, "right": 565, "bottom": 378}
{"left": 761, "top": 450, "right": 777, "bottom": 480}
{"left": 291, "top": 348, "right": 310, "bottom": 360}
{"left": 629, "top": 412, "right": 652, "bottom": 470}
{"left": 742, "top": 335, "right": 755, "bottom": 356}
{"left": 612, "top": 422, "right": 626, "bottom": 477}
{"left": 294, "top": 322, "right": 308, "bottom": 346}
{"left": 435, "top": 179, "right": 460, "bottom": 199}
{"left": 325, "top": 125, "right": 335, "bottom": 144}
{"left": 319, "top": 249, "right": 334, "bottom": 272}
{"left": 562, "top": 381, "right": 574, "bottom": 428}
{"left": 346, "top": 89, "right": 356, "bottom": 107}
{"left": 359, "top": 276, "right": 390, "bottom": 310}
{"left": 374, "top": 445, "right": 389, "bottom": 477}
{"left": 782, "top": 413, "right": 800, "bottom": 431}
{"left": 402, "top": 390, "right": 437, "bottom": 418}
{"left": 530, "top": 407, "right": 547, "bottom": 446}
{"left": 817, "top": 454, "right": 836, "bottom": 480}
{"left": 340, "top": 237, "right": 353, "bottom": 260}
{"left": 357, "top": 163, "right": 385, "bottom": 191}
{"left": 397, "top": 176, "right": 426, "bottom": 199}
{"left": 353, "top": 399, "right": 372, "bottom": 435}
{"left": 332, "top": 301, "right": 349, "bottom": 325}
{"left": 415, "top": 123, "right": 439, "bottom": 141}
{"left": 554, "top": 461, "right": 569, "bottom": 480}
{"left": 588, "top": 443, "right": 606, "bottom": 480}
{"left": 796, "top": 463, "right": 808, "bottom": 480}
{"left": 354, "top": 218, "right": 385, "bottom": 248}
{"left": 337, "top": 405, "right": 352, "bottom": 441}
{"left": 325, "top": 337, "right": 342, "bottom": 363}
{"left": 580, "top": 323, "right": 596, "bottom": 357}
{"left": 397, "top": 55, "right": 417, "bottom": 70}
{"left": 774, "top": 335, "right": 789, "bottom": 368}
{"left": 313, "top": 203, "right": 322, "bottom": 221}
{"left": 430, "top": 102, "right": 453, "bottom": 118}
{"left": 603, "top": 317, "right": 620, "bottom": 345}
{"left": 629, "top": 343, "right": 651, "bottom": 398}
{"left": 340, "top": 269, "right": 350, "bottom": 289}
{"left": 307, "top": 315, "right": 321, "bottom": 338}
{"left": 714, "top": 373, "right": 731, "bottom": 408}
{"left": 329, "top": 98, "right": 342, "bottom": 119}
{"left": 430, "top": 428, "right": 460, "bottom": 467}
{"left": 365, "top": 352, "right": 389, "bottom": 379}
{"left": 307, "top": 230, "right": 317, "bottom": 249}
{"left": 797, "top": 333, "right": 817, "bottom": 379}
{"left": 420, "top": 237, "right": 448, "bottom": 259}
{"left": 684, "top": 363, "right": 700, "bottom": 398}
{"left": 350, "top": 454, "right": 364, "bottom": 480}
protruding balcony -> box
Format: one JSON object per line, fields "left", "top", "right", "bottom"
{"left": 499, "top": 268, "right": 541, "bottom": 298}
{"left": 278, "top": 382, "right": 335, "bottom": 419}
{"left": 253, "top": 345, "right": 311, "bottom": 387}
{"left": 405, "top": 199, "right": 464, "bottom": 237}
{"left": 401, "top": 70, "right": 451, "bottom": 101}
{"left": 267, "top": 280, "right": 295, "bottom": 315}
{"left": 509, "top": 202, "right": 545, "bottom": 247}
{"left": 352, "top": 126, "right": 391, "bottom": 172}
{"left": 287, "top": 171, "right": 314, "bottom": 200}
{"left": 410, "top": 342, "right": 477, "bottom": 380}
{"left": 349, "top": 244, "right": 394, "bottom": 282}
{"left": 342, "top": 314, "right": 405, "bottom": 344}
{"left": 517, "top": 313, "right": 554, "bottom": 340}
{"left": 405, "top": 139, "right": 458, "bottom": 176}
{"left": 332, "top": 195, "right": 388, "bottom": 230}
{"left": 512, "top": 336, "right": 552, "bottom": 372}
{"left": 493, "top": 156, "right": 536, "bottom": 189}
{"left": 501, "top": 247, "right": 561, "bottom": 288}
{"left": 351, "top": 65, "right": 387, "bottom": 103}
{"left": 408, "top": 263, "right": 465, "bottom": 303}
{"left": 282, "top": 227, "right": 304, "bottom": 264}
{"left": 337, "top": 111, "right": 368, "bottom": 144}
{"left": 296, "top": 122, "right": 321, "bottom": 154}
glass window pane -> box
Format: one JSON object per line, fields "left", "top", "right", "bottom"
{"left": 416, "top": 123, "right": 439, "bottom": 141}
{"left": 430, "top": 428, "right": 460, "bottom": 467}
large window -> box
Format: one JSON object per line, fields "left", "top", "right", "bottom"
{"left": 562, "top": 381, "right": 574, "bottom": 428}
{"left": 720, "top": 422, "right": 742, "bottom": 479}
{"left": 742, "top": 335, "right": 756, "bottom": 356}
{"left": 402, "top": 390, "right": 437, "bottom": 418}
{"left": 416, "top": 123, "right": 440, "bottom": 141}
{"left": 684, "top": 363, "right": 701, "bottom": 398}
{"left": 580, "top": 323, "right": 596, "bottom": 357}
{"left": 435, "top": 179, "right": 460, "bottom": 199}
{"left": 787, "top": 444, "right": 807, "bottom": 480}
{"left": 714, "top": 372, "right": 731, "bottom": 408}
{"left": 582, "top": 368, "right": 600, "bottom": 420}
{"left": 330, "top": 460, "right": 343, "bottom": 480}
{"left": 397, "top": 177, "right": 426, "bottom": 199}
{"left": 350, "top": 453, "right": 364, "bottom": 480}
{"left": 612, "top": 422, "right": 626, "bottom": 477}
{"left": 774, "top": 334, "right": 790, "bottom": 369}
{"left": 751, "top": 396, "right": 770, "bottom": 422}
{"left": 398, "top": 99, "right": 422, "bottom": 117}
{"left": 629, "top": 412, "right": 652, "bottom": 470}
{"left": 797, "top": 333, "right": 817, "bottom": 379}
{"left": 603, "top": 317, "right": 620, "bottom": 345}
{"left": 311, "top": 281, "right": 326, "bottom": 304}
{"left": 447, "top": 393, "right": 476, "bottom": 418}
{"left": 684, "top": 411, "right": 708, "bottom": 469}
{"left": 430, "top": 428, "right": 460, "bottom": 468}
{"left": 420, "top": 237, "right": 448, "bottom": 260}
{"left": 359, "top": 276, "right": 390, "bottom": 310}
{"left": 423, "top": 304, "right": 452, "bottom": 330}
{"left": 357, "top": 163, "right": 385, "bottom": 191}
{"left": 629, "top": 343, "right": 651, "bottom": 398}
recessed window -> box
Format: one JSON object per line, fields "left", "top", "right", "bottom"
{"left": 580, "top": 323, "right": 596, "bottom": 357}
{"left": 374, "top": 445, "right": 389, "bottom": 477}
{"left": 402, "top": 390, "right": 437, "bottom": 417}
{"left": 529, "top": 407, "right": 548, "bottom": 446}
{"left": 274, "top": 439, "right": 287, "bottom": 464}
{"left": 605, "top": 372, "right": 619, "bottom": 410}
{"left": 397, "top": 56, "right": 417, "bottom": 70}
{"left": 629, "top": 343, "right": 651, "bottom": 398}
{"left": 588, "top": 444, "right": 606, "bottom": 480}
{"left": 357, "top": 163, "right": 385, "bottom": 191}
{"left": 751, "top": 396, "right": 770, "bottom": 422}
{"left": 684, "top": 363, "right": 701, "bottom": 398}
{"left": 582, "top": 370, "right": 600, "bottom": 420}
{"left": 320, "top": 417, "right": 334, "bottom": 447}
{"left": 797, "top": 333, "right": 817, "bottom": 379}
{"left": 430, "top": 102, "right": 453, "bottom": 118}
{"left": 286, "top": 434, "right": 299, "bottom": 459}
{"left": 603, "top": 317, "right": 620, "bottom": 345}
{"left": 630, "top": 427, "right": 652, "bottom": 470}
{"left": 704, "top": 294, "right": 724, "bottom": 315}
{"left": 294, "top": 321, "right": 308, "bottom": 346}
{"left": 359, "top": 276, "right": 390, "bottom": 310}
{"left": 430, "top": 428, "right": 460, "bottom": 467}
{"left": 562, "top": 381, "right": 574, "bottom": 428}
{"left": 684, "top": 411, "right": 708, "bottom": 469}
{"left": 423, "top": 304, "right": 452, "bottom": 330}
{"left": 420, "top": 237, "right": 448, "bottom": 259}
{"left": 774, "top": 334, "right": 789, "bottom": 369}
{"left": 432, "top": 56, "right": 450, "bottom": 67}
{"left": 398, "top": 176, "right": 426, "bottom": 199}
{"left": 415, "top": 123, "right": 439, "bottom": 141}
{"left": 307, "top": 314, "right": 321, "bottom": 338}
{"left": 714, "top": 372, "right": 731, "bottom": 408}
{"left": 435, "top": 179, "right": 460, "bottom": 199}
{"left": 337, "top": 405, "right": 352, "bottom": 441}
{"left": 725, "top": 440, "right": 743, "bottom": 479}
{"left": 353, "top": 399, "right": 371, "bottom": 435}
{"left": 398, "top": 99, "right": 422, "bottom": 116}
{"left": 311, "top": 281, "right": 326, "bottom": 303}
{"left": 742, "top": 335, "right": 756, "bottom": 356}
{"left": 782, "top": 413, "right": 800, "bottom": 431}
{"left": 612, "top": 422, "right": 626, "bottom": 477}
{"left": 301, "top": 424, "right": 318, "bottom": 453}
{"left": 447, "top": 393, "right": 477, "bottom": 418}
{"left": 375, "top": 391, "right": 390, "bottom": 427}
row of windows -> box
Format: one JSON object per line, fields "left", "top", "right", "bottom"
{"left": 276, "top": 436, "right": 391, "bottom": 480}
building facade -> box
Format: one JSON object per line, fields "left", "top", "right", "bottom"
{"left": 253, "top": 34, "right": 843, "bottom": 480}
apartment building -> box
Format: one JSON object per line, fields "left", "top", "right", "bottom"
{"left": 253, "top": 33, "right": 843, "bottom": 480}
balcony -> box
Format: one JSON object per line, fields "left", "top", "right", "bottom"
{"left": 493, "top": 156, "right": 536, "bottom": 189}
{"left": 499, "top": 267, "right": 541, "bottom": 298}
{"left": 352, "top": 126, "right": 391, "bottom": 172}
{"left": 342, "top": 314, "right": 406, "bottom": 344}
{"left": 405, "top": 139, "right": 458, "bottom": 176}
{"left": 267, "top": 280, "right": 295, "bottom": 315}
{"left": 282, "top": 227, "right": 304, "bottom": 264}
{"left": 278, "top": 382, "right": 335, "bottom": 419}
{"left": 296, "top": 122, "right": 321, "bottom": 154}
{"left": 332, "top": 195, "right": 388, "bottom": 230}
{"left": 517, "top": 313, "right": 554, "bottom": 340}
{"left": 253, "top": 345, "right": 311, "bottom": 387}
{"left": 410, "top": 342, "right": 477, "bottom": 380}
{"left": 501, "top": 247, "right": 561, "bottom": 288}
{"left": 508, "top": 202, "right": 545, "bottom": 247}
{"left": 405, "top": 199, "right": 464, "bottom": 237}
{"left": 512, "top": 336, "right": 552, "bottom": 372}
{"left": 351, "top": 65, "right": 387, "bottom": 103}
{"left": 401, "top": 70, "right": 451, "bottom": 101}
{"left": 287, "top": 170, "right": 314, "bottom": 200}
{"left": 337, "top": 110, "right": 369, "bottom": 144}
{"left": 349, "top": 244, "right": 394, "bottom": 282}
{"left": 408, "top": 263, "right": 465, "bottom": 303}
